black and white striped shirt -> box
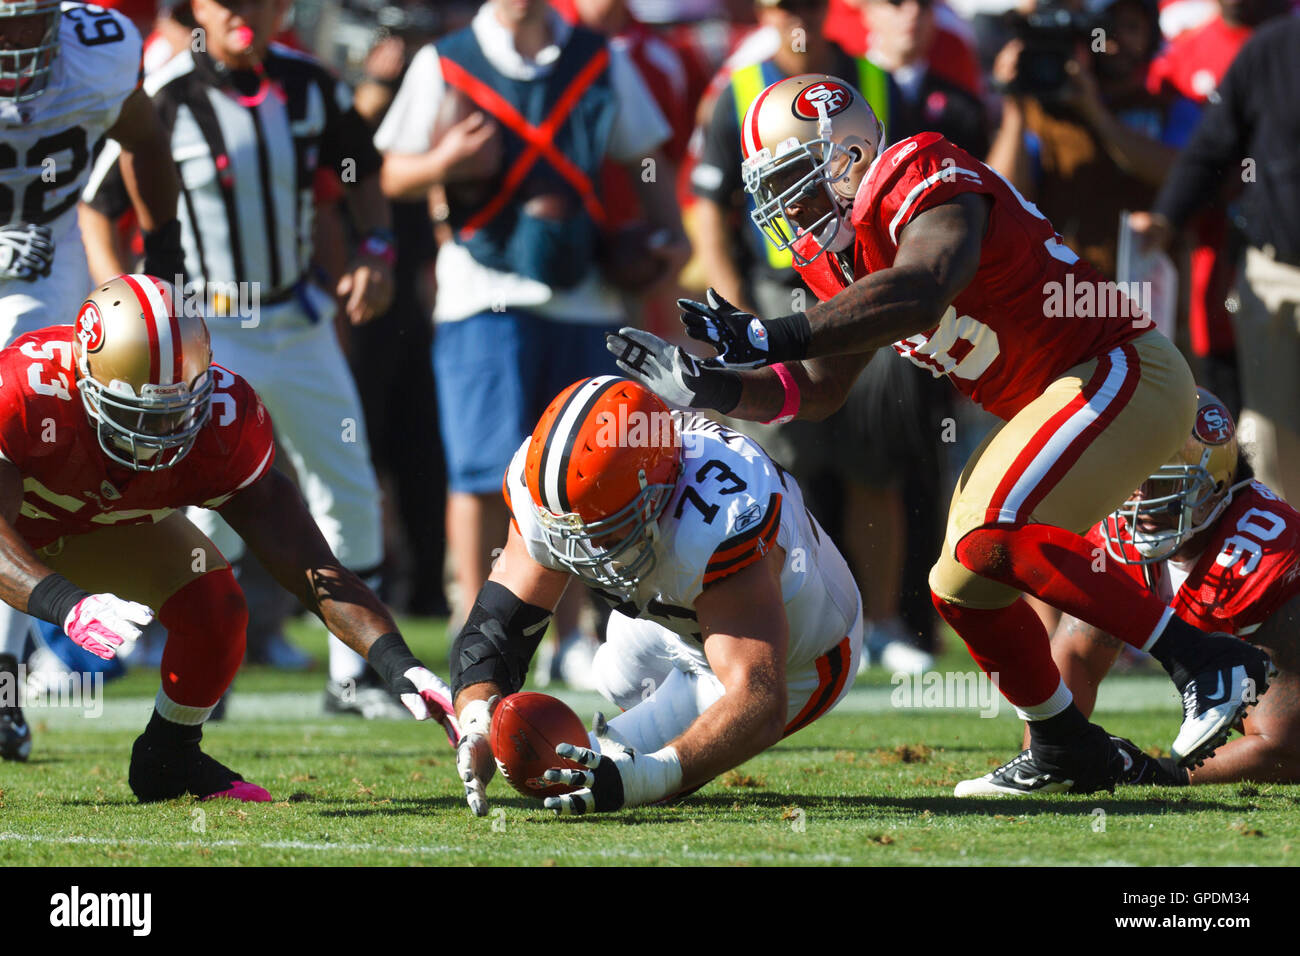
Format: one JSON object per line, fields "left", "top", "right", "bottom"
{"left": 85, "top": 45, "right": 380, "bottom": 297}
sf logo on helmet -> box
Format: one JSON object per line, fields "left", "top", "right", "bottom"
{"left": 792, "top": 82, "right": 851, "bottom": 121}
{"left": 1194, "top": 403, "right": 1234, "bottom": 445}
{"left": 76, "top": 302, "right": 105, "bottom": 353}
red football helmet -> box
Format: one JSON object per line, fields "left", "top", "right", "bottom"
{"left": 524, "top": 376, "right": 682, "bottom": 589}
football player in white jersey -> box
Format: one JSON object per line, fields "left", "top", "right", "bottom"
{"left": 449, "top": 376, "right": 864, "bottom": 815}
{"left": 0, "top": 1, "right": 181, "bottom": 345}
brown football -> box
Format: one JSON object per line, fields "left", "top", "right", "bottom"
{"left": 490, "top": 692, "right": 590, "bottom": 799}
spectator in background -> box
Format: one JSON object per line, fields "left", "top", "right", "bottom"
{"left": 689, "top": 0, "right": 936, "bottom": 671}
{"left": 986, "top": 0, "right": 1198, "bottom": 278}
{"left": 1132, "top": 17, "right": 1300, "bottom": 504}
{"left": 862, "top": 0, "right": 990, "bottom": 155}
{"left": 1142, "top": 0, "right": 1288, "bottom": 413}
{"left": 375, "top": 0, "right": 687, "bottom": 671}
{"left": 826, "top": 0, "right": 983, "bottom": 94}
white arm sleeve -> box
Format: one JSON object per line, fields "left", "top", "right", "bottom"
{"left": 373, "top": 44, "right": 446, "bottom": 154}
{"left": 605, "top": 46, "right": 671, "bottom": 163}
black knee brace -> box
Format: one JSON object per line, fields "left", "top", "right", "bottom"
{"left": 450, "top": 581, "right": 552, "bottom": 698}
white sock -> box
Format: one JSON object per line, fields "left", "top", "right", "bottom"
{"left": 328, "top": 637, "right": 367, "bottom": 682}
{"left": 1013, "top": 678, "right": 1074, "bottom": 722}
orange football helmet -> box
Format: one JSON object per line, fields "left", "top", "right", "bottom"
{"left": 1103, "top": 388, "right": 1243, "bottom": 564}
{"left": 740, "top": 73, "right": 885, "bottom": 265}
{"left": 72, "top": 274, "right": 215, "bottom": 471}
{"left": 525, "top": 376, "right": 682, "bottom": 589}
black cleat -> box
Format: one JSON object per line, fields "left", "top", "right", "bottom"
{"left": 128, "top": 734, "right": 270, "bottom": 802}
{"left": 955, "top": 724, "right": 1124, "bottom": 797}
{"left": 1171, "top": 634, "right": 1275, "bottom": 769}
{"left": 0, "top": 654, "right": 31, "bottom": 762}
{"left": 1111, "top": 736, "right": 1187, "bottom": 786}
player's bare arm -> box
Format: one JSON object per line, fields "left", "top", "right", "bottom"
{"left": 666, "top": 547, "right": 790, "bottom": 791}
{"left": 447, "top": 523, "right": 561, "bottom": 815}
{"left": 451, "top": 525, "right": 568, "bottom": 715}
{"left": 1190, "top": 595, "right": 1300, "bottom": 784}
{"left": 106, "top": 88, "right": 185, "bottom": 280}
{"left": 220, "top": 468, "right": 457, "bottom": 739}
{"left": 0, "top": 459, "right": 154, "bottom": 660}
{"left": 0, "top": 458, "right": 65, "bottom": 612}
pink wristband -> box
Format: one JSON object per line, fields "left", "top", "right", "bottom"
{"left": 761, "top": 363, "right": 801, "bottom": 425}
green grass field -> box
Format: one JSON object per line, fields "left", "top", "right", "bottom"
{"left": 2, "top": 617, "right": 1298, "bottom": 867}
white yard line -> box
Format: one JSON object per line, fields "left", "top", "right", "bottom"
{"left": 0, "top": 831, "right": 856, "bottom": 864}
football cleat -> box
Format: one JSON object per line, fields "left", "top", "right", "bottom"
{"left": 128, "top": 734, "right": 271, "bottom": 802}
{"left": 323, "top": 669, "right": 410, "bottom": 720}
{"left": 0, "top": 654, "right": 31, "bottom": 761}
{"left": 1110, "top": 736, "right": 1187, "bottom": 786}
{"left": 1171, "top": 634, "right": 1275, "bottom": 769}
{"left": 955, "top": 724, "right": 1124, "bottom": 797}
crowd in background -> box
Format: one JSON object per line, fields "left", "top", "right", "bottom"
{"left": 84, "top": 0, "right": 1300, "bottom": 692}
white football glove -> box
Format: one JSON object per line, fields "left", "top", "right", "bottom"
{"left": 0, "top": 223, "right": 55, "bottom": 281}
{"left": 393, "top": 666, "right": 460, "bottom": 746}
{"left": 455, "top": 695, "right": 499, "bottom": 817}
{"left": 63, "top": 594, "right": 154, "bottom": 661}
{"left": 605, "top": 327, "right": 741, "bottom": 414}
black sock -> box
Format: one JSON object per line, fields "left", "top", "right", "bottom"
{"left": 1027, "top": 703, "right": 1092, "bottom": 748}
{"left": 143, "top": 710, "right": 202, "bottom": 748}
{"left": 1148, "top": 615, "right": 1206, "bottom": 688}
{"left": 1155, "top": 757, "right": 1190, "bottom": 786}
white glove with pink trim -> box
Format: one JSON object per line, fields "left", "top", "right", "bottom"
{"left": 396, "top": 666, "right": 461, "bottom": 746}
{"left": 64, "top": 594, "right": 154, "bottom": 660}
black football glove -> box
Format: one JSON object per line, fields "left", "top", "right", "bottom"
{"left": 141, "top": 219, "right": 186, "bottom": 286}
{"left": 678, "top": 288, "right": 811, "bottom": 369}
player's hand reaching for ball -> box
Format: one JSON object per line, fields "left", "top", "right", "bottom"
{"left": 543, "top": 713, "right": 682, "bottom": 815}
{"left": 456, "top": 695, "right": 499, "bottom": 817}
{"left": 64, "top": 593, "right": 154, "bottom": 661}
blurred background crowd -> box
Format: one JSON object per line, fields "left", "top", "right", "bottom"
{"left": 71, "top": 0, "right": 1300, "bottom": 700}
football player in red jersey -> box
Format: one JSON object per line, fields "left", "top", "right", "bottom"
{"left": 0, "top": 274, "right": 457, "bottom": 794}
{"left": 972, "top": 390, "right": 1300, "bottom": 789}
{"left": 608, "top": 73, "right": 1274, "bottom": 796}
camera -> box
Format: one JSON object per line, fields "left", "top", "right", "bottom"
{"left": 1005, "top": 1, "right": 1097, "bottom": 99}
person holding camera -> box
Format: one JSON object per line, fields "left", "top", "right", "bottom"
{"left": 985, "top": 0, "right": 1200, "bottom": 278}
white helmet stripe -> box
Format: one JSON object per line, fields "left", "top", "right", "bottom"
{"left": 127, "top": 274, "right": 176, "bottom": 384}
{"left": 540, "top": 375, "right": 619, "bottom": 515}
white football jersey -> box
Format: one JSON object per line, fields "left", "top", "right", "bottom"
{"left": 506, "top": 414, "right": 862, "bottom": 670}
{"left": 0, "top": 3, "right": 141, "bottom": 340}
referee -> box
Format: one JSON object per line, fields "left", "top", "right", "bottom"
{"left": 82, "top": 0, "right": 400, "bottom": 714}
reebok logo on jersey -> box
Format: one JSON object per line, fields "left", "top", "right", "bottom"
{"left": 734, "top": 503, "right": 763, "bottom": 533}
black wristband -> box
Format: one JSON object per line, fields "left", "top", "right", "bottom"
{"left": 695, "top": 366, "right": 742, "bottom": 416}
{"left": 763, "top": 312, "right": 812, "bottom": 362}
{"left": 368, "top": 632, "right": 422, "bottom": 690}
{"left": 27, "top": 573, "right": 91, "bottom": 627}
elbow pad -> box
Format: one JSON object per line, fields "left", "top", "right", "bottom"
{"left": 450, "top": 581, "right": 552, "bottom": 699}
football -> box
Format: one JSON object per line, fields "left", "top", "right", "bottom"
{"left": 490, "top": 692, "right": 591, "bottom": 799}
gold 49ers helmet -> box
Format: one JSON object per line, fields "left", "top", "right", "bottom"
{"left": 524, "top": 376, "right": 683, "bottom": 590}
{"left": 740, "top": 73, "right": 886, "bottom": 265}
{"left": 0, "top": 0, "right": 62, "bottom": 103}
{"left": 73, "top": 274, "right": 215, "bottom": 471}
{"left": 1103, "top": 388, "right": 1243, "bottom": 565}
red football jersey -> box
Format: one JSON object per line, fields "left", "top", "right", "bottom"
{"left": 0, "top": 328, "right": 276, "bottom": 550}
{"left": 1086, "top": 482, "right": 1300, "bottom": 638}
{"left": 794, "top": 133, "right": 1144, "bottom": 420}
